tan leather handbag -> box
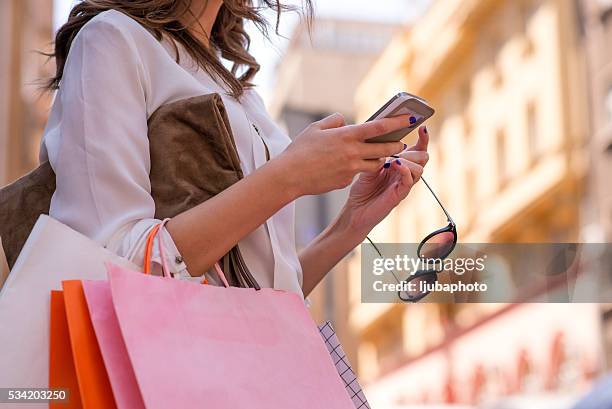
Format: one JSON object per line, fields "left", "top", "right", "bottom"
{"left": 0, "top": 93, "right": 258, "bottom": 288}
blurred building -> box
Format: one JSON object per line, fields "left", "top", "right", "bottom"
{"left": 578, "top": 0, "right": 612, "bottom": 372}
{"left": 344, "top": 0, "right": 602, "bottom": 406}
{"left": 0, "top": 0, "right": 54, "bottom": 282}
{"left": 579, "top": 0, "right": 612, "bottom": 243}
{"left": 0, "top": 0, "right": 54, "bottom": 185}
{"left": 269, "top": 17, "right": 400, "bottom": 133}
{"left": 268, "top": 17, "right": 400, "bottom": 358}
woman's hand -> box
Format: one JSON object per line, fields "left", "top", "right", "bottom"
{"left": 298, "top": 125, "right": 429, "bottom": 295}
{"left": 276, "top": 113, "right": 412, "bottom": 197}
{"left": 342, "top": 125, "right": 430, "bottom": 235}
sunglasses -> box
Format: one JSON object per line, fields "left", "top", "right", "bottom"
{"left": 367, "top": 176, "right": 457, "bottom": 302}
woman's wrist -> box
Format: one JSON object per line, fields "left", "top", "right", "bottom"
{"left": 263, "top": 154, "right": 303, "bottom": 203}
{"left": 299, "top": 205, "right": 369, "bottom": 296}
{"left": 331, "top": 204, "right": 372, "bottom": 246}
{"left": 338, "top": 201, "right": 376, "bottom": 241}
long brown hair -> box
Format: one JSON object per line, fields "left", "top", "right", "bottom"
{"left": 46, "top": 0, "right": 313, "bottom": 98}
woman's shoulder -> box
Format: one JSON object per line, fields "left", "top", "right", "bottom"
{"left": 76, "top": 9, "right": 163, "bottom": 57}
{"left": 87, "top": 9, "right": 151, "bottom": 37}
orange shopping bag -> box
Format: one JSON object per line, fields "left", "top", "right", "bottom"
{"left": 46, "top": 223, "right": 164, "bottom": 409}
{"left": 60, "top": 280, "right": 117, "bottom": 409}
{"left": 49, "top": 290, "right": 82, "bottom": 409}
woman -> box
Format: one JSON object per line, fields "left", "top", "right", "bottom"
{"left": 41, "top": 0, "right": 429, "bottom": 297}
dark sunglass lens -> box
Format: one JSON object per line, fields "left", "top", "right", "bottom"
{"left": 398, "top": 271, "right": 437, "bottom": 302}
{"left": 419, "top": 231, "right": 455, "bottom": 260}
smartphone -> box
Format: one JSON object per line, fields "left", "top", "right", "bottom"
{"left": 365, "top": 92, "right": 435, "bottom": 143}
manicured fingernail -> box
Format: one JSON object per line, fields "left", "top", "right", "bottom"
{"left": 409, "top": 116, "right": 417, "bottom": 125}
{"left": 423, "top": 126, "right": 428, "bottom": 134}
{"left": 383, "top": 162, "right": 391, "bottom": 169}
{"left": 395, "top": 159, "right": 402, "bottom": 165}
{"left": 403, "top": 143, "right": 407, "bottom": 150}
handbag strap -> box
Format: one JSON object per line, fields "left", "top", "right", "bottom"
{"left": 227, "top": 246, "right": 261, "bottom": 290}
{"left": 143, "top": 219, "right": 230, "bottom": 288}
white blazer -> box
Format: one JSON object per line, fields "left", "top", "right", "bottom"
{"left": 39, "top": 9, "right": 303, "bottom": 296}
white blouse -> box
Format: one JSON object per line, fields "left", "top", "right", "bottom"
{"left": 39, "top": 9, "right": 303, "bottom": 296}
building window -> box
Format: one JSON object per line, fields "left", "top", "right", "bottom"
{"left": 497, "top": 130, "right": 508, "bottom": 189}
{"left": 466, "top": 167, "right": 477, "bottom": 224}
{"left": 435, "top": 136, "right": 448, "bottom": 202}
{"left": 463, "top": 114, "right": 473, "bottom": 141}
{"left": 520, "top": 0, "right": 538, "bottom": 32}
{"left": 490, "top": 34, "right": 505, "bottom": 88}
{"left": 527, "top": 102, "right": 539, "bottom": 163}
{"left": 478, "top": 27, "right": 505, "bottom": 88}
{"left": 519, "top": 0, "right": 538, "bottom": 57}
{"left": 492, "top": 63, "right": 504, "bottom": 89}
{"left": 461, "top": 83, "right": 473, "bottom": 139}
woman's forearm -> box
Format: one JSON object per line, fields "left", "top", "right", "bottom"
{"left": 299, "top": 208, "right": 367, "bottom": 296}
{"left": 166, "top": 156, "right": 298, "bottom": 276}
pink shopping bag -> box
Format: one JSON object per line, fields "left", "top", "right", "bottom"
{"left": 106, "top": 261, "right": 354, "bottom": 409}
{"left": 82, "top": 280, "right": 145, "bottom": 409}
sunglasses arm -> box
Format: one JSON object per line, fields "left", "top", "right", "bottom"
{"left": 421, "top": 176, "right": 455, "bottom": 226}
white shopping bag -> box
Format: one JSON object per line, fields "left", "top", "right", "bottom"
{"left": 0, "top": 215, "right": 138, "bottom": 390}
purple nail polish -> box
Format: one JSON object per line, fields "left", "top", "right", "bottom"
{"left": 403, "top": 143, "right": 407, "bottom": 150}
{"left": 409, "top": 116, "right": 417, "bottom": 125}
{"left": 383, "top": 162, "right": 391, "bottom": 169}
{"left": 395, "top": 159, "right": 402, "bottom": 165}
{"left": 424, "top": 126, "right": 428, "bottom": 134}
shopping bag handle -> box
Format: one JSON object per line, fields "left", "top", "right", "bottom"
{"left": 143, "top": 223, "right": 164, "bottom": 276}
{"left": 143, "top": 219, "right": 230, "bottom": 288}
